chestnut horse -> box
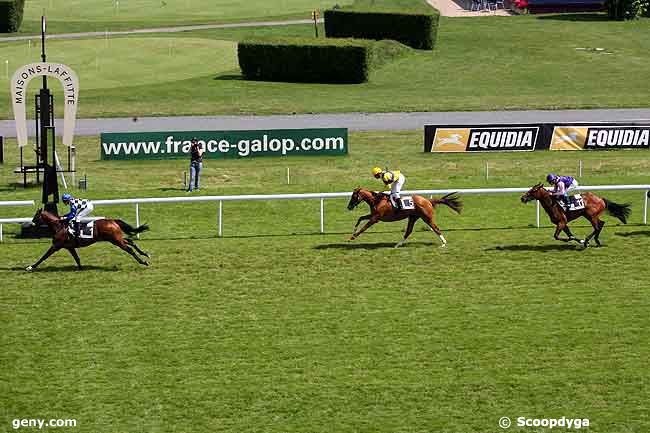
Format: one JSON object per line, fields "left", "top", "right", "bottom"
{"left": 520, "top": 183, "right": 630, "bottom": 247}
{"left": 347, "top": 188, "right": 463, "bottom": 247}
{"left": 26, "top": 209, "right": 150, "bottom": 271}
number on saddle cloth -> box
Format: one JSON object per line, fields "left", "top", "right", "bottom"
{"left": 68, "top": 221, "right": 95, "bottom": 238}
{"left": 564, "top": 194, "right": 585, "bottom": 211}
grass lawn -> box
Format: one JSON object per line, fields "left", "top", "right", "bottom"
{"left": 5, "top": 0, "right": 354, "bottom": 35}
{"left": 1, "top": 131, "right": 650, "bottom": 432}
{"left": 2, "top": 15, "right": 650, "bottom": 119}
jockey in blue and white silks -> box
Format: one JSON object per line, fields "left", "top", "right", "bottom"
{"left": 61, "top": 193, "right": 94, "bottom": 238}
{"left": 547, "top": 173, "right": 579, "bottom": 208}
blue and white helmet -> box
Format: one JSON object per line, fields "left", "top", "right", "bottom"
{"left": 62, "top": 193, "right": 73, "bottom": 202}
{"left": 546, "top": 173, "right": 558, "bottom": 183}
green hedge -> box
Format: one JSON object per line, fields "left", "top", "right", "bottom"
{"left": 606, "top": 0, "right": 646, "bottom": 18}
{"left": 324, "top": 9, "right": 439, "bottom": 50}
{"left": 238, "top": 37, "right": 408, "bottom": 84}
{"left": 0, "top": 0, "right": 25, "bottom": 33}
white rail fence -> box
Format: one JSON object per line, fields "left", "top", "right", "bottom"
{"left": 1, "top": 185, "right": 649, "bottom": 241}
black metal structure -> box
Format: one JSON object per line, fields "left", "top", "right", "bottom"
{"left": 19, "top": 16, "right": 58, "bottom": 238}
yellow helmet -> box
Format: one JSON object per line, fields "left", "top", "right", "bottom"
{"left": 371, "top": 167, "right": 382, "bottom": 177}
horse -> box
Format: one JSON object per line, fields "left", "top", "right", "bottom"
{"left": 520, "top": 183, "right": 631, "bottom": 247}
{"left": 26, "top": 209, "right": 151, "bottom": 271}
{"left": 347, "top": 187, "right": 463, "bottom": 247}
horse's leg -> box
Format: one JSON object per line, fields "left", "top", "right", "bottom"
{"left": 27, "top": 245, "right": 60, "bottom": 271}
{"left": 110, "top": 238, "right": 149, "bottom": 266}
{"left": 353, "top": 214, "right": 371, "bottom": 234}
{"left": 583, "top": 217, "right": 602, "bottom": 247}
{"left": 594, "top": 220, "right": 605, "bottom": 246}
{"left": 395, "top": 216, "right": 418, "bottom": 248}
{"left": 553, "top": 222, "right": 572, "bottom": 242}
{"left": 126, "top": 238, "right": 150, "bottom": 258}
{"left": 350, "top": 218, "right": 378, "bottom": 240}
{"left": 421, "top": 218, "right": 447, "bottom": 247}
{"left": 562, "top": 226, "right": 583, "bottom": 244}
{"left": 66, "top": 248, "right": 83, "bottom": 269}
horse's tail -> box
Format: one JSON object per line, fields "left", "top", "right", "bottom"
{"left": 604, "top": 198, "right": 631, "bottom": 224}
{"left": 430, "top": 193, "right": 463, "bottom": 214}
{"left": 115, "top": 219, "right": 150, "bottom": 235}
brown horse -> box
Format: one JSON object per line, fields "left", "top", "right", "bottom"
{"left": 347, "top": 188, "right": 463, "bottom": 247}
{"left": 26, "top": 209, "right": 150, "bottom": 271}
{"left": 520, "top": 183, "right": 631, "bottom": 247}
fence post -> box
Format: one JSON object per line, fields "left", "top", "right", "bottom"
{"left": 536, "top": 200, "right": 540, "bottom": 228}
{"left": 135, "top": 203, "right": 140, "bottom": 239}
{"left": 0, "top": 224, "right": 3, "bottom": 242}
{"left": 320, "top": 198, "right": 324, "bottom": 233}
{"left": 644, "top": 191, "right": 648, "bottom": 225}
{"left": 218, "top": 200, "right": 223, "bottom": 237}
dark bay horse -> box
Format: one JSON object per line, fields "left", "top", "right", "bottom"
{"left": 347, "top": 187, "right": 463, "bottom": 247}
{"left": 521, "top": 183, "right": 630, "bottom": 247}
{"left": 26, "top": 209, "right": 150, "bottom": 271}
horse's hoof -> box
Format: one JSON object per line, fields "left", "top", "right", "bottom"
{"left": 25, "top": 265, "right": 33, "bottom": 272}
{"left": 440, "top": 243, "right": 447, "bottom": 248}
{"left": 143, "top": 262, "right": 149, "bottom": 266}
{"left": 349, "top": 236, "right": 355, "bottom": 241}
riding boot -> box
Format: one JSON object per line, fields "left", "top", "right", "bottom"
{"left": 74, "top": 222, "right": 81, "bottom": 243}
{"left": 562, "top": 196, "right": 570, "bottom": 211}
{"left": 394, "top": 197, "right": 403, "bottom": 211}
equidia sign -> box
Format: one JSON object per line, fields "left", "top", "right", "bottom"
{"left": 425, "top": 123, "right": 650, "bottom": 152}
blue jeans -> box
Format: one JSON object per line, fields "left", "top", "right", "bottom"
{"left": 188, "top": 162, "right": 202, "bottom": 191}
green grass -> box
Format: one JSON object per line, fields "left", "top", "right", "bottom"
{"left": 6, "top": 0, "right": 353, "bottom": 35}
{"left": 2, "top": 15, "right": 650, "bottom": 119}
{"left": 2, "top": 132, "right": 650, "bottom": 432}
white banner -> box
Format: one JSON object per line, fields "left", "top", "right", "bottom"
{"left": 11, "top": 62, "right": 79, "bottom": 147}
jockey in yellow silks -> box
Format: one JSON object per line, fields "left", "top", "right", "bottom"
{"left": 372, "top": 167, "right": 405, "bottom": 210}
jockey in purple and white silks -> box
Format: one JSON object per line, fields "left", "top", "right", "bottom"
{"left": 61, "top": 193, "right": 94, "bottom": 239}
{"left": 546, "top": 173, "right": 579, "bottom": 209}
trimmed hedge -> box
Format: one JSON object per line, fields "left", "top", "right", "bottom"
{"left": 238, "top": 37, "right": 408, "bottom": 84}
{"left": 606, "top": 0, "right": 646, "bottom": 18}
{"left": 324, "top": 9, "right": 439, "bottom": 50}
{"left": 0, "top": 0, "right": 25, "bottom": 33}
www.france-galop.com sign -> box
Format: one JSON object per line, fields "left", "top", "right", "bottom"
{"left": 100, "top": 129, "right": 348, "bottom": 160}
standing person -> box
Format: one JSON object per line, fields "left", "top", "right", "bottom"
{"left": 187, "top": 137, "right": 204, "bottom": 192}
{"left": 60, "top": 192, "right": 94, "bottom": 241}
{"left": 546, "top": 173, "right": 579, "bottom": 209}
{"left": 372, "top": 166, "right": 406, "bottom": 211}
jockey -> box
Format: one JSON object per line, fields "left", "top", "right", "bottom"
{"left": 546, "top": 173, "right": 579, "bottom": 209}
{"left": 372, "top": 166, "right": 405, "bottom": 210}
{"left": 61, "top": 193, "right": 94, "bottom": 239}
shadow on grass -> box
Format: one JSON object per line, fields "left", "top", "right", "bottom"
{"left": 485, "top": 243, "right": 586, "bottom": 252}
{"left": 1, "top": 183, "right": 41, "bottom": 190}
{"left": 158, "top": 187, "right": 187, "bottom": 192}
{"left": 214, "top": 74, "right": 243, "bottom": 81}
{"left": 314, "top": 241, "right": 435, "bottom": 250}
{"left": 6, "top": 264, "right": 120, "bottom": 272}
{"left": 615, "top": 230, "right": 650, "bottom": 237}
{"left": 535, "top": 12, "right": 608, "bottom": 21}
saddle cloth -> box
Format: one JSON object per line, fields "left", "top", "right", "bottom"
{"left": 563, "top": 194, "right": 585, "bottom": 211}
{"left": 381, "top": 193, "right": 415, "bottom": 210}
{"left": 399, "top": 196, "right": 415, "bottom": 210}
{"left": 67, "top": 221, "right": 95, "bottom": 239}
